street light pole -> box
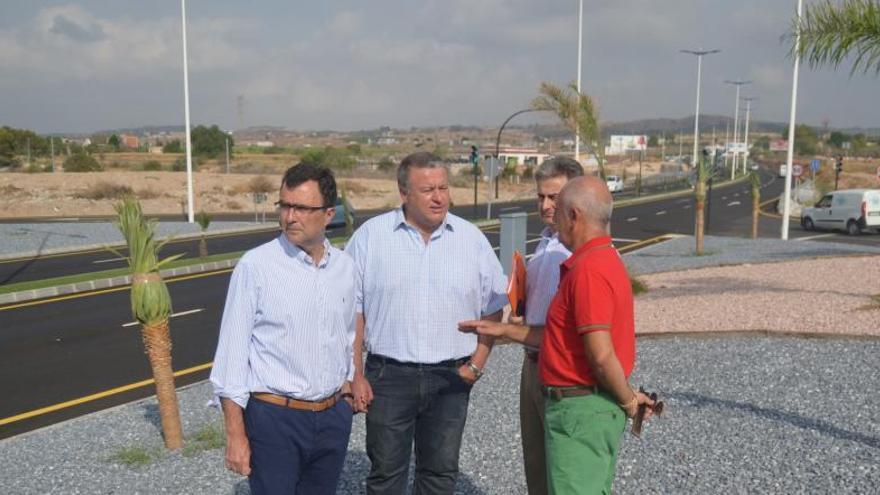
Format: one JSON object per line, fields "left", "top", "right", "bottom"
{"left": 782, "top": 0, "right": 803, "bottom": 240}
{"left": 574, "top": 0, "right": 583, "bottom": 163}
{"left": 742, "top": 97, "right": 758, "bottom": 172}
{"left": 681, "top": 49, "right": 721, "bottom": 170}
{"left": 181, "top": 0, "right": 195, "bottom": 223}
{"left": 724, "top": 79, "right": 751, "bottom": 179}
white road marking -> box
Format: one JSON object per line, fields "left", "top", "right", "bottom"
{"left": 675, "top": 199, "right": 690, "bottom": 204}
{"left": 727, "top": 201, "right": 741, "bottom": 206}
{"left": 794, "top": 233, "right": 835, "bottom": 242}
{"left": 612, "top": 238, "right": 639, "bottom": 243}
{"left": 722, "top": 196, "right": 728, "bottom": 200}
{"left": 683, "top": 205, "right": 692, "bottom": 209}
{"left": 734, "top": 193, "right": 740, "bottom": 197}
{"left": 121, "top": 308, "right": 205, "bottom": 328}
{"left": 627, "top": 217, "right": 639, "bottom": 222}
{"left": 92, "top": 257, "right": 127, "bottom": 264}
{"left": 655, "top": 210, "right": 667, "bottom": 215}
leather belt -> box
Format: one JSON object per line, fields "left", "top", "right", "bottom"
{"left": 251, "top": 392, "right": 340, "bottom": 412}
{"left": 542, "top": 385, "right": 598, "bottom": 401}
{"left": 367, "top": 354, "right": 468, "bottom": 368}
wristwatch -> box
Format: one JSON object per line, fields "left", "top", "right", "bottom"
{"left": 465, "top": 361, "right": 484, "bottom": 381}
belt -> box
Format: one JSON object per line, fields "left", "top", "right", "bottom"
{"left": 542, "top": 385, "right": 598, "bottom": 401}
{"left": 524, "top": 349, "right": 539, "bottom": 362}
{"left": 367, "top": 354, "right": 468, "bottom": 368}
{"left": 251, "top": 392, "right": 340, "bottom": 412}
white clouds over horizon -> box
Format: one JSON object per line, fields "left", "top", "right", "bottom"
{"left": 0, "top": 1, "right": 877, "bottom": 133}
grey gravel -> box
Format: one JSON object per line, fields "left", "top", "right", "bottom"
{"left": 1, "top": 337, "right": 877, "bottom": 494}
{"left": 0, "top": 221, "right": 272, "bottom": 259}
{"left": 624, "top": 234, "right": 880, "bottom": 275}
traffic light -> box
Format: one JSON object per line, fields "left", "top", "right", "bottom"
{"left": 470, "top": 145, "right": 478, "bottom": 165}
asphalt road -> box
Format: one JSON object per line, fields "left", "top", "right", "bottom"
{"left": 1, "top": 169, "right": 877, "bottom": 439}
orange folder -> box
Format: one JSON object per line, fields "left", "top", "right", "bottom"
{"left": 507, "top": 250, "right": 526, "bottom": 318}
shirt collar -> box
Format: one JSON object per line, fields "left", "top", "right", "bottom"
{"left": 393, "top": 206, "right": 454, "bottom": 236}
{"left": 561, "top": 235, "right": 613, "bottom": 270}
{"left": 279, "top": 234, "right": 332, "bottom": 268}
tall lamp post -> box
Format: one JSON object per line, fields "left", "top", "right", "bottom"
{"left": 181, "top": 0, "right": 195, "bottom": 223}
{"left": 782, "top": 0, "right": 803, "bottom": 240}
{"left": 681, "top": 49, "right": 721, "bottom": 171}
{"left": 574, "top": 0, "right": 583, "bottom": 163}
{"left": 724, "top": 79, "right": 752, "bottom": 179}
{"left": 741, "top": 97, "right": 758, "bottom": 172}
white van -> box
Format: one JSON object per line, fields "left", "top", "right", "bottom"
{"left": 778, "top": 164, "right": 787, "bottom": 178}
{"left": 801, "top": 189, "right": 880, "bottom": 235}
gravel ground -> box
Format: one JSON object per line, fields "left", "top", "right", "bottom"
{"left": 0, "top": 221, "right": 271, "bottom": 259}
{"left": 1, "top": 337, "right": 877, "bottom": 494}
{"left": 624, "top": 234, "right": 880, "bottom": 275}
{"left": 634, "top": 254, "right": 880, "bottom": 337}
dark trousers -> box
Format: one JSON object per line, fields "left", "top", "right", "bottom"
{"left": 244, "top": 397, "right": 353, "bottom": 495}
{"left": 365, "top": 355, "right": 472, "bottom": 495}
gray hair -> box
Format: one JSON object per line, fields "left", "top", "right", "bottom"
{"left": 559, "top": 178, "right": 613, "bottom": 228}
{"left": 396, "top": 152, "right": 448, "bottom": 193}
{"left": 534, "top": 156, "right": 584, "bottom": 183}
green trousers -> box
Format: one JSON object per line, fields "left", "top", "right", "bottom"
{"left": 544, "top": 391, "right": 626, "bottom": 495}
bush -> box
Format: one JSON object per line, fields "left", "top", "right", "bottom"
{"left": 248, "top": 175, "right": 275, "bottom": 194}
{"left": 141, "top": 160, "right": 162, "bottom": 171}
{"left": 75, "top": 181, "right": 134, "bottom": 200}
{"left": 377, "top": 157, "right": 395, "bottom": 172}
{"left": 63, "top": 153, "right": 102, "bottom": 172}
{"left": 171, "top": 156, "right": 201, "bottom": 172}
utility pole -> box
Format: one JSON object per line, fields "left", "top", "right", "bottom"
{"left": 742, "top": 97, "right": 758, "bottom": 173}
{"left": 225, "top": 136, "right": 230, "bottom": 174}
{"left": 26, "top": 138, "right": 31, "bottom": 168}
{"left": 181, "top": 0, "right": 195, "bottom": 223}
{"left": 725, "top": 79, "right": 752, "bottom": 179}
{"left": 50, "top": 137, "right": 55, "bottom": 172}
{"left": 681, "top": 49, "right": 721, "bottom": 170}
{"left": 724, "top": 121, "right": 730, "bottom": 170}
{"left": 574, "top": 0, "right": 583, "bottom": 164}
{"left": 782, "top": 0, "right": 803, "bottom": 240}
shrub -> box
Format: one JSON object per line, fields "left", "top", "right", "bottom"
{"left": 75, "top": 181, "right": 134, "bottom": 200}
{"left": 63, "top": 153, "right": 102, "bottom": 172}
{"left": 136, "top": 188, "right": 161, "bottom": 200}
{"left": 248, "top": 175, "right": 275, "bottom": 194}
{"left": 377, "top": 157, "right": 395, "bottom": 172}
{"left": 141, "top": 160, "right": 162, "bottom": 171}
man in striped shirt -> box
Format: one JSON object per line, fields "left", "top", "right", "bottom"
{"left": 210, "top": 163, "right": 356, "bottom": 495}
{"left": 346, "top": 152, "right": 508, "bottom": 494}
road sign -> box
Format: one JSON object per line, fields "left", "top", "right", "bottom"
{"left": 792, "top": 164, "right": 804, "bottom": 178}
{"left": 485, "top": 157, "right": 500, "bottom": 182}
{"left": 810, "top": 159, "right": 821, "bottom": 172}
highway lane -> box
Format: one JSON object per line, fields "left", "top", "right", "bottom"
{"left": 4, "top": 169, "right": 875, "bottom": 438}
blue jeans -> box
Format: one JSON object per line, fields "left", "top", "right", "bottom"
{"left": 364, "top": 355, "right": 472, "bottom": 495}
{"left": 244, "top": 397, "right": 353, "bottom": 495}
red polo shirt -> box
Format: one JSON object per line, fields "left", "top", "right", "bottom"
{"left": 539, "top": 236, "right": 635, "bottom": 387}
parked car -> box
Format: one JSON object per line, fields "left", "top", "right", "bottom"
{"left": 801, "top": 189, "right": 880, "bottom": 235}
{"left": 329, "top": 197, "right": 348, "bottom": 228}
{"left": 605, "top": 175, "right": 624, "bottom": 193}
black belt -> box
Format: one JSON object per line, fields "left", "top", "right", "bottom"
{"left": 524, "top": 349, "right": 539, "bottom": 362}
{"left": 542, "top": 385, "right": 598, "bottom": 401}
{"left": 367, "top": 354, "right": 468, "bottom": 368}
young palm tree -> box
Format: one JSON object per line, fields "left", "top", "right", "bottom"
{"left": 694, "top": 155, "right": 712, "bottom": 255}
{"left": 531, "top": 81, "right": 606, "bottom": 178}
{"left": 793, "top": 0, "right": 880, "bottom": 75}
{"left": 195, "top": 210, "right": 211, "bottom": 258}
{"left": 114, "top": 197, "right": 185, "bottom": 449}
{"left": 750, "top": 170, "right": 761, "bottom": 239}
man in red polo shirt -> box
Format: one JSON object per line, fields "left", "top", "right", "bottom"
{"left": 540, "top": 175, "right": 654, "bottom": 494}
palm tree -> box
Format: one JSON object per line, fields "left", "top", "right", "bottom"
{"left": 694, "top": 155, "right": 712, "bottom": 255}
{"left": 793, "top": 0, "right": 880, "bottom": 75}
{"left": 114, "top": 197, "right": 185, "bottom": 449}
{"left": 531, "top": 81, "right": 606, "bottom": 178}
{"left": 195, "top": 210, "right": 211, "bottom": 257}
{"left": 750, "top": 170, "right": 761, "bottom": 239}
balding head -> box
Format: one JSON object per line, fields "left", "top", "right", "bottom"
{"left": 557, "top": 176, "right": 613, "bottom": 232}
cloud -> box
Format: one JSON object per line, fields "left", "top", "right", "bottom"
{"left": 49, "top": 14, "right": 106, "bottom": 42}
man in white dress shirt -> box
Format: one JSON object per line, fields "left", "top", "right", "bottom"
{"left": 211, "top": 163, "right": 356, "bottom": 495}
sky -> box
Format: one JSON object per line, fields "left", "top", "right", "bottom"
{"left": 0, "top": 1, "right": 877, "bottom": 134}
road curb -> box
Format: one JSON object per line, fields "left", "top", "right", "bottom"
{"left": 0, "top": 223, "right": 278, "bottom": 262}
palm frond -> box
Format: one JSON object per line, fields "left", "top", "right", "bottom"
{"left": 790, "top": 0, "right": 880, "bottom": 76}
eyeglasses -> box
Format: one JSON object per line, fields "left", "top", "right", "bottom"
{"left": 274, "top": 201, "right": 328, "bottom": 215}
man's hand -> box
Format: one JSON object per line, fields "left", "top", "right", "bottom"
{"left": 622, "top": 391, "right": 656, "bottom": 419}
{"left": 458, "top": 319, "right": 508, "bottom": 338}
{"left": 351, "top": 374, "right": 373, "bottom": 413}
{"left": 225, "top": 431, "right": 251, "bottom": 476}
{"left": 457, "top": 363, "right": 478, "bottom": 385}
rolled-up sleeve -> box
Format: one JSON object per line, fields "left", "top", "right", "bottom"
{"left": 210, "top": 260, "right": 257, "bottom": 409}
{"left": 344, "top": 230, "right": 367, "bottom": 315}
{"left": 478, "top": 236, "right": 509, "bottom": 316}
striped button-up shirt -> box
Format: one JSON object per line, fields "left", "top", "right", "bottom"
{"left": 210, "top": 235, "right": 356, "bottom": 409}
{"left": 525, "top": 227, "right": 571, "bottom": 327}
{"left": 345, "top": 208, "right": 508, "bottom": 364}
